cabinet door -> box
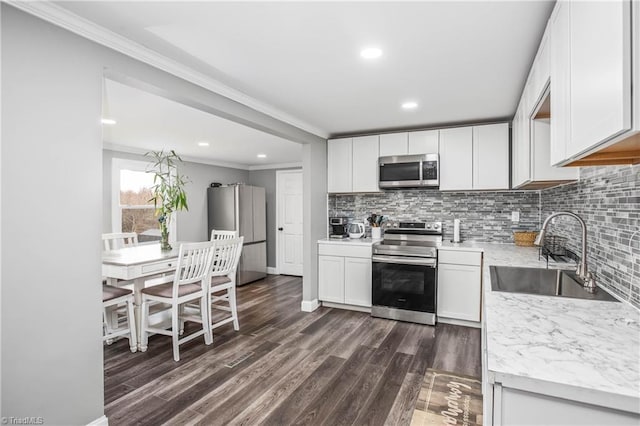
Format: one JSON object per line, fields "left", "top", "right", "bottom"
{"left": 408, "top": 130, "right": 439, "bottom": 154}
{"left": 530, "top": 31, "right": 551, "bottom": 104}
{"left": 344, "top": 257, "right": 372, "bottom": 307}
{"left": 379, "top": 132, "right": 408, "bottom": 157}
{"left": 352, "top": 135, "right": 380, "bottom": 193}
{"left": 252, "top": 186, "right": 266, "bottom": 242}
{"left": 318, "top": 255, "right": 345, "bottom": 303}
{"left": 512, "top": 102, "right": 531, "bottom": 188}
{"left": 549, "top": 1, "right": 571, "bottom": 165}
{"left": 439, "top": 127, "right": 473, "bottom": 190}
{"left": 473, "top": 123, "right": 509, "bottom": 190}
{"left": 568, "top": 0, "right": 632, "bottom": 157}
{"left": 437, "top": 263, "right": 481, "bottom": 322}
{"left": 327, "top": 138, "right": 352, "bottom": 193}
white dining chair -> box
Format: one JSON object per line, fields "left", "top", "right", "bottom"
{"left": 102, "top": 232, "right": 139, "bottom": 251}
{"left": 210, "top": 229, "right": 239, "bottom": 241}
{"left": 208, "top": 237, "right": 244, "bottom": 333}
{"left": 102, "top": 285, "right": 137, "bottom": 353}
{"left": 140, "top": 241, "right": 216, "bottom": 362}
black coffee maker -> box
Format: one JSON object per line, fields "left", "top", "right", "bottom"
{"left": 329, "top": 217, "right": 350, "bottom": 239}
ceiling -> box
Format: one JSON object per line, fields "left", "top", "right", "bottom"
{"left": 58, "top": 1, "right": 554, "bottom": 138}
{"left": 103, "top": 78, "right": 303, "bottom": 168}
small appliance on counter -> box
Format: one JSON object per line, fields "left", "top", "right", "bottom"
{"left": 348, "top": 222, "right": 365, "bottom": 239}
{"left": 329, "top": 217, "right": 350, "bottom": 239}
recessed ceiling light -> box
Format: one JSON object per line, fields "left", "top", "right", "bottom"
{"left": 402, "top": 102, "right": 418, "bottom": 110}
{"left": 101, "top": 118, "right": 116, "bottom": 125}
{"left": 197, "top": 141, "right": 210, "bottom": 147}
{"left": 257, "top": 154, "right": 267, "bottom": 158}
{"left": 360, "top": 47, "right": 383, "bottom": 59}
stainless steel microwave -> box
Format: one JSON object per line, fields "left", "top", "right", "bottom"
{"left": 378, "top": 153, "right": 439, "bottom": 188}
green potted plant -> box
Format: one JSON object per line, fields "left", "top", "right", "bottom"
{"left": 146, "top": 150, "right": 189, "bottom": 250}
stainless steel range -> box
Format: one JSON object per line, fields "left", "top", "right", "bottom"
{"left": 371, "top": 222, "right": 442, "bottom": 325}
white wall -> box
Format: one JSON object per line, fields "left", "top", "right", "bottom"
{"left": 1, "top": 6, "right": 104, "bottom": 423}
{"left": 103, "top": 149, "right": 249, "bottom": 242}
{"left": 1, "top": 4, "right": 325, "bottom": 423}
{"left": 302, "top": 142, "right": 328, "bottom": 303}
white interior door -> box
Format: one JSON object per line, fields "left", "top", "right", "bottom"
{"left": 277, "top": 169, "right": 303, "bottom": 276}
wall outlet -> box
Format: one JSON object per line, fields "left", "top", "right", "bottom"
{"left": 511, "top": 211, "right": 520, "bottom": 222}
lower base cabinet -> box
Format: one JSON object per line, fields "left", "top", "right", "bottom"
{"left": 437, "top": 250, "right": 482, "bottom": 322}
{"left": 487, "top": 383, "right": 639, "bottom": 425}
{"left": 318, "top": 243, "right": 372, "bottom": 308}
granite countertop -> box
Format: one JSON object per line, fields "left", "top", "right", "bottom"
{"left": 450, "top": 241, "right": 640, "bottom": 413}
{"left": 317, "top": 237, "right": 382, "bottom": 246}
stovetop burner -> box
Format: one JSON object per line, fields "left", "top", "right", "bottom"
{"left": 373, "top": 221, "right": 443, "bottom": 258}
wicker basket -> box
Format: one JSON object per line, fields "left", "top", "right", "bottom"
{"left": 513, "top": 231, "right": 539, "bottom": 247}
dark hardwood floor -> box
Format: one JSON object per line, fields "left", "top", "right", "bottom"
{"left": 104, "top": 274, "right": 481, "bottom": 425}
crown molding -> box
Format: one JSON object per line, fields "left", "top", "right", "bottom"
{"left": 248, "top": 162, "right": 302, "bottom": 171}
{"left": 7, "top": 1, "right": 329, "bottom": 139}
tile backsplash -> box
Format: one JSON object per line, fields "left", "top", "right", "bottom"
{"left": 541, "top": 165, "right": 640, "bottom": 307}
{"left": 329, "top": 164, "right": 640, "bottom": 308}
{"left": 329, "top": 190, "right": 540, "bottom": 243}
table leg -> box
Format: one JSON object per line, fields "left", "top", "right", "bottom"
{"left": 133, "top": 277, "right": 146, "bottom": 351}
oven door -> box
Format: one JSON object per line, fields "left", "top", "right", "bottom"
{"left": 371, "top": 255, "right": 437, "bottom": 313}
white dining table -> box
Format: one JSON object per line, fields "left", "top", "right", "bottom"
{"left": 102, "top": 242, "right": 183, "bottom": 349}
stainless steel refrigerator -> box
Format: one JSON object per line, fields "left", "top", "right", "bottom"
{"left": 207, "top": 184, "right": 267, "bottom": 285}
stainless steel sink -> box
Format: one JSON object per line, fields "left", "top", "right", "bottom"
{"left": 489, "top": 266, "right": 619, "bottom": 302}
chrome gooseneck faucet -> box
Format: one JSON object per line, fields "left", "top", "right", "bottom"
{"left": 535, "top": 211, "right": 596, "bottom": 291}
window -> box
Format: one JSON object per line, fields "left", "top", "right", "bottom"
{"left": 112, "top": 159, "right": 175, "bottom": 243}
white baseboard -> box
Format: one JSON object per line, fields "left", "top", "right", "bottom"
{"left": 321, "top": 301, "right": 371, "bottom": 313}
{"left": 267, "top": 267, "right": 278, "bottom": 275}
{"left": 301, "top": 299, "right": 320, "bottom": 312}
{"left": 437, "top": 316, "right": 481, "bottom": 329}
{"left": 87, "top": 415, "right": 109, "bottom": 426}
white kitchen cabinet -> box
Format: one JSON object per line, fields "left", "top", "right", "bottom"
{"left": 549, "top": 1, "right": 571, "bottom": 165}
{"left": 318, "top": 242, "right": 372, "bottom": 309}
{"left": 344, "top": 257, "right": 372, "bottom": 307}
{"left": 472, "top": 123, "right": 509, "bottom": 190}
{"left": 437, "top": 249, "right": 482, "bottom": 324}
{"left": 408, "top": 130, "right": 439, "bottom": 154}
{"left": 547, "top": 0, "right": 639, "bottom": 166}
{"left": 379, "top": 132, "right": 409, "bottom": 157}
{"left": 351, "top": 135, "right": 380, "bottom": 193}
{"left": 512, "top": 100, "right": 531, "bottom": 188}
{"left": 439, "top": 127, "right": 473, "bottom": 190}
{"left": 567, "top": 0, "right": 632, "bottom": 158}
{"left": 488, "top": 384, "right": 639, "bottom": 426}
{"left": 318, "top": 255, "right": 344, "bottom": 304}
{"left": 327, "top": 138, "right": 352, "bottom": 193}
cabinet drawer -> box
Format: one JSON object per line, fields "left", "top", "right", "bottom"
{"left": 318, "top": 243, "right": 371, "bottom": 258}
{"left": 438, "top": 250, "right": 482, "bottom": 266}
{"left": 141, "top": 260, "right": 177, "bottom": 274}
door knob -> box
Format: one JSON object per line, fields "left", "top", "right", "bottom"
{"left": 278, "top": 227, "right": 284, "bottom": 231}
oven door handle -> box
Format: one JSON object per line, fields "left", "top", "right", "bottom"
{"left": 372, "top": 255, "right": 437, "bottom": 267}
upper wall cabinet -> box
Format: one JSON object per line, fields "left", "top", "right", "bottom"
{"left": 440, "top": 124, "right": 510, "bottom": 191}
{"left": 439, "top": 127, "right": 473, "bottom": 191}
{"left": 379, "top": 132, "right": 409, "bottom": 157}
{"left": 549, "top": 0, "right": 640, "bottom": 166}
{"left": 473, "top": 123, "right": 510, "bottom": 190}
{"left": 327, "top": 136, "right": 380, "bottom": 193}
{"left": 352, "top": 135, "right": 380, "bottom": 193}
{"left": 327, "top": 138, "right": 353, "bottom": 193}
{"left": 512, "top": 16, "right": 578, "bottom": 190}
{"left": 408, "top": 130, "right": 439, "bottom": 154}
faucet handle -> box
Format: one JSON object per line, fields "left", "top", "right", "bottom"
{"left": 583, "top": 271, "right": 597, "bottom": 293}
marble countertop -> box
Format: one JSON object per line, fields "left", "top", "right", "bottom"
{"left": 317, "top": 237, "right": 382, "bottom": 246}
{"left": 464, "top": 242, "right": 640, "bottom": 414}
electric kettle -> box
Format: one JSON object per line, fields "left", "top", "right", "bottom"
{"left": 348, "top": 222, "right": 365, "bottom": 239}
